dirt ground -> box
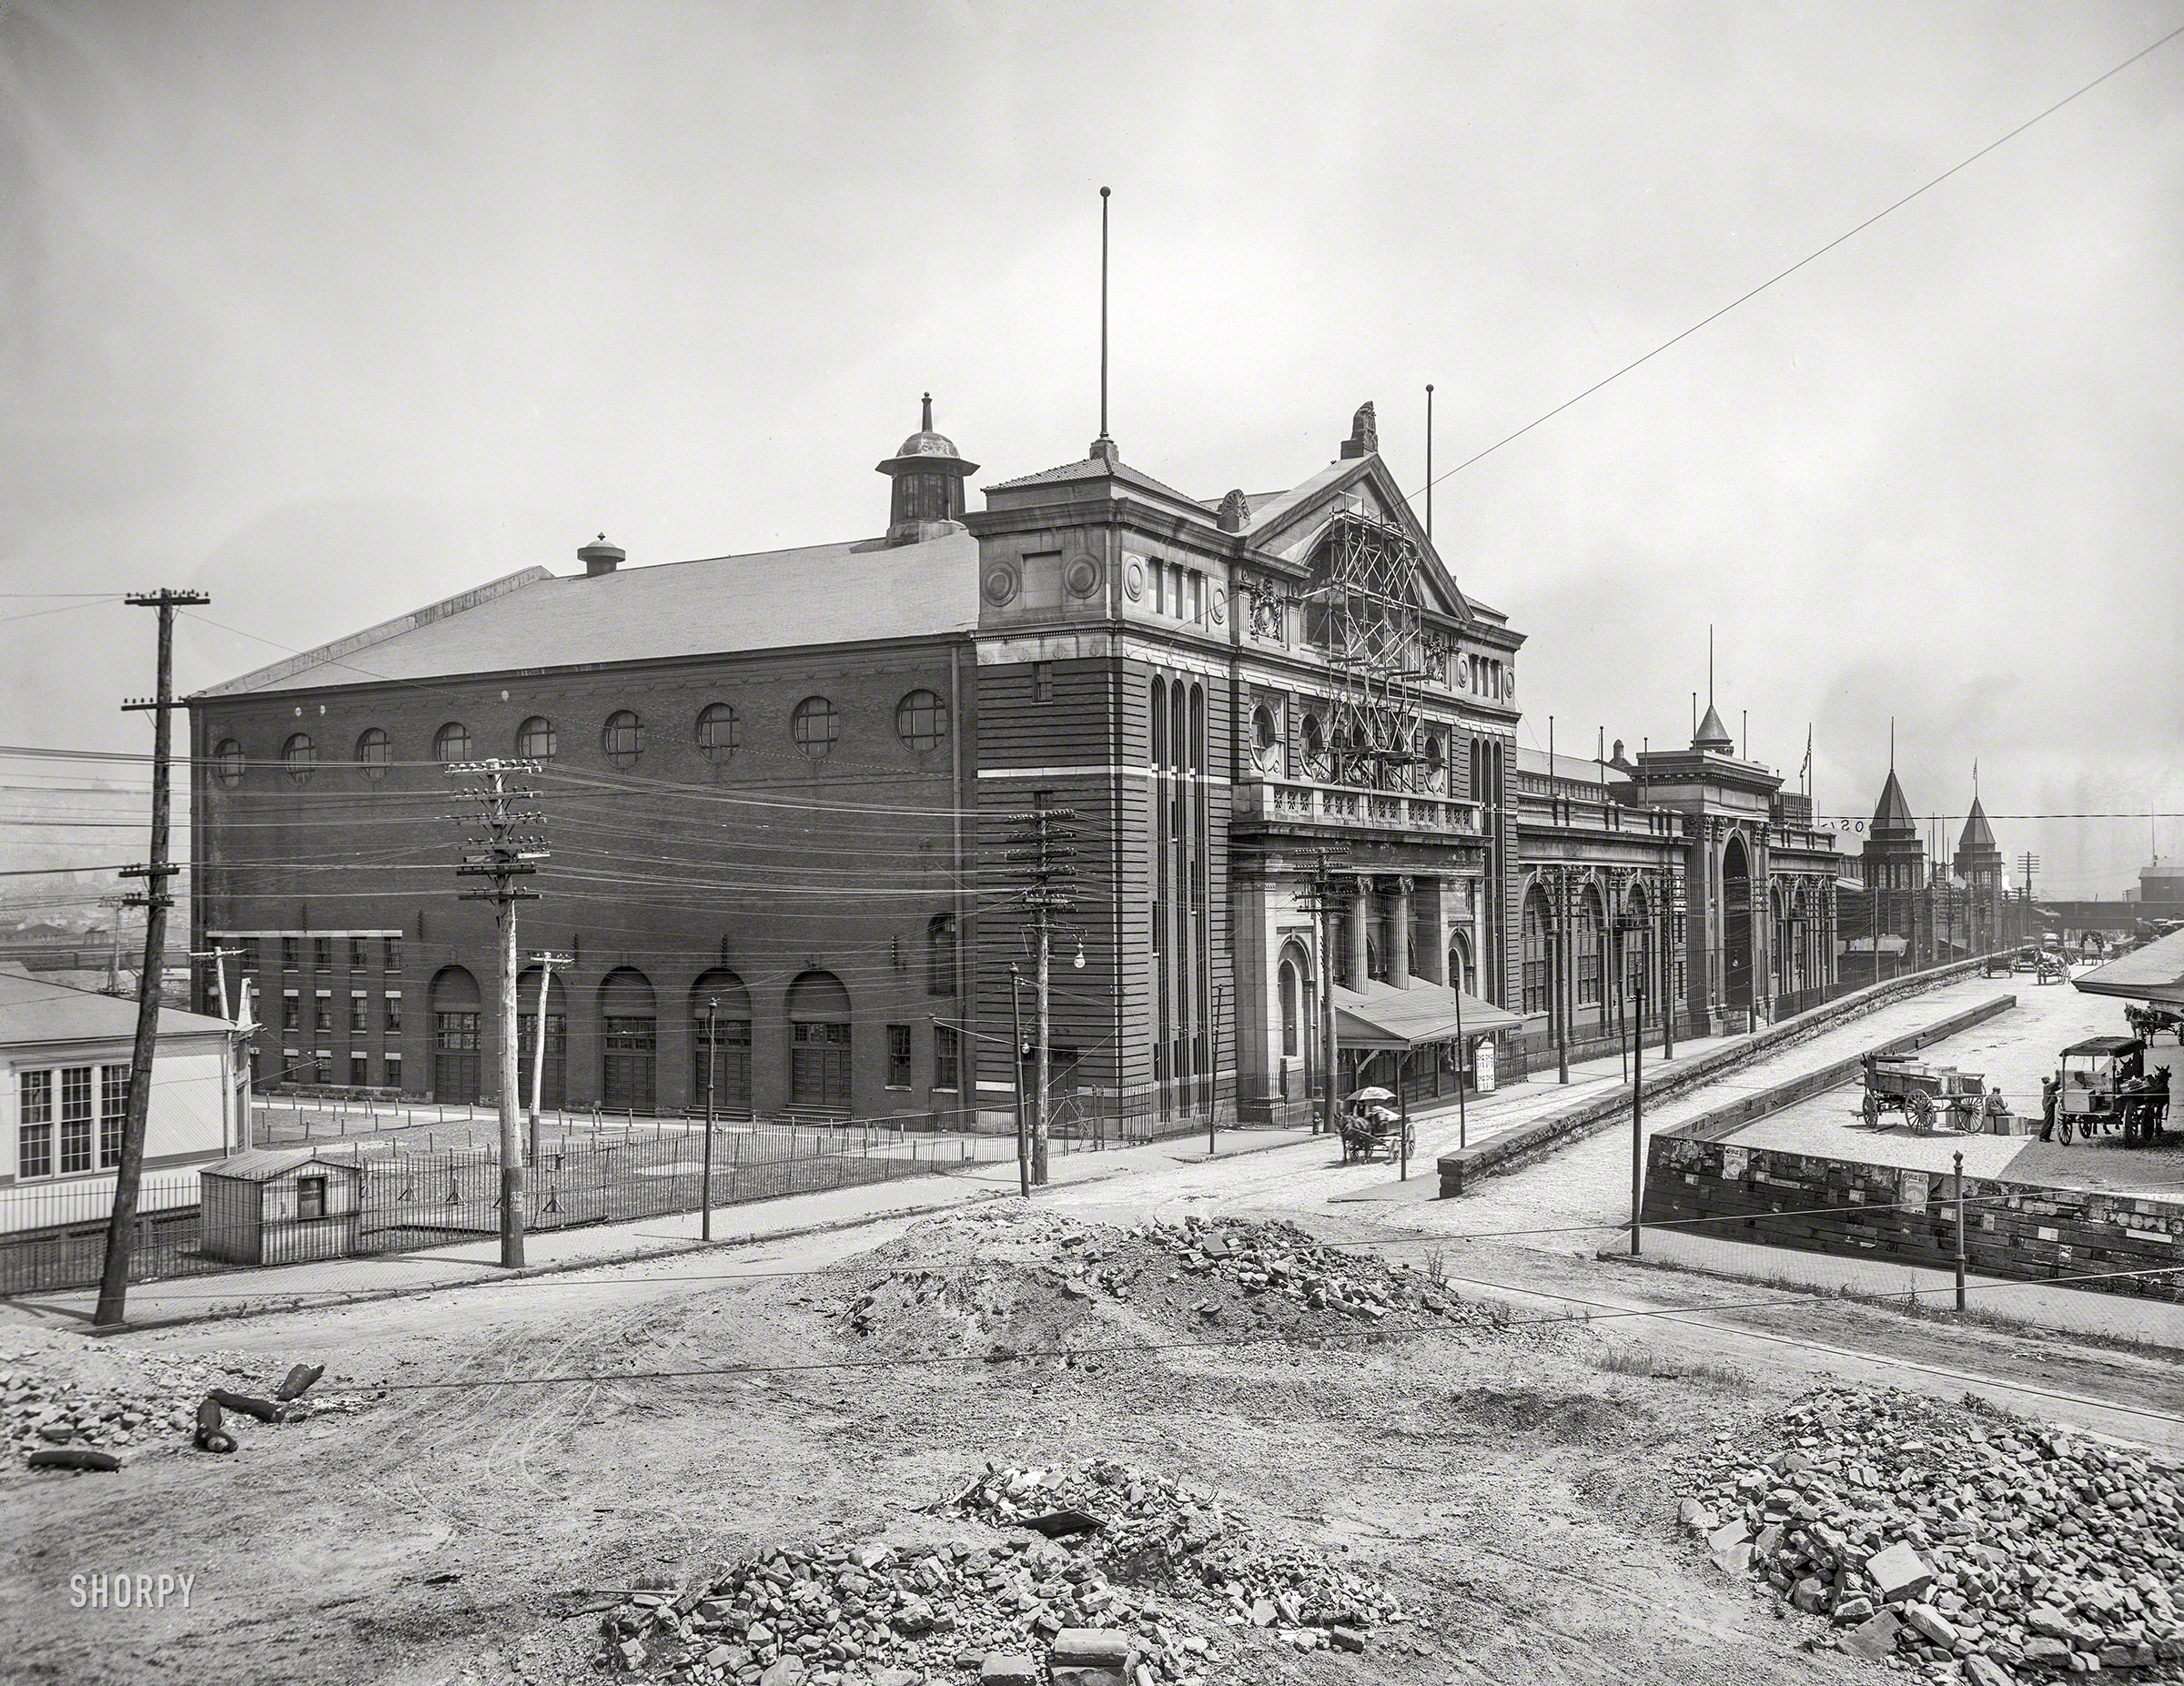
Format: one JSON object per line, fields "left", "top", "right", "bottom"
{"left": 5, "top": 1196, "right": 2181, "bottom": 1686}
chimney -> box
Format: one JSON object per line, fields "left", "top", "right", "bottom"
{"left": 578, "top": 533, "right": 624, "bottom": 577}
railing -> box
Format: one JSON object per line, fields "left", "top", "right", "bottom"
{"left": 1233, "top": 779, "right": 1480, "bottom": 837}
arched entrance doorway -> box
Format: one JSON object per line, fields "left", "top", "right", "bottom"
{"left": 1723, "top": 834, "right": 1754, "bottom": 1011}
{"left": 1448, "top": 929, "right": 1475, "bottom": 997}
{"left": 691, "top": 969, "right": 753, "bottom": 1116}
{"left": 786, "top": 970, "right": 853, "bottom": 1114}
{"left": 599, "top": 968, "right": 657, "bottom": 1114}
{"left": 430, "top": 966, "right": 481, "bottom": 1104}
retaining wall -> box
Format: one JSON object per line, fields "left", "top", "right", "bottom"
{"left": 1436, "top": 958, "right": 1986, "bottom": 1196}
{"left": 1641, "top": 996, "right": 2184, "bottom": 1305}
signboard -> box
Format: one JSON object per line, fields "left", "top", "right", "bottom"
{"left": 1474, "top": 1038, "right": 1497, "bottom": 1094}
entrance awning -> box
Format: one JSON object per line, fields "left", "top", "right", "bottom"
{"left": 2075, "top": 928, "right": 2184, "bottom": 1006}
{"left": 1332, "top": 978, "right": 1523, "bottom": 1052}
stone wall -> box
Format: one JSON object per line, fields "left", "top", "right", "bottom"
{"left": 1643, "top": 1044, "right": 2184, "bottom": 1305}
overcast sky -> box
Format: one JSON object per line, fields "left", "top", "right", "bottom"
{"left": 3, "top": 1, "right": 2179, "bottom": 897}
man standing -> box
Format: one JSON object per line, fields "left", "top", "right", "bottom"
{"left": 2038, "top": 1073, "right": 2060, "bottom": 1143}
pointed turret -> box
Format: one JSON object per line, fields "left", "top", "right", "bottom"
{"left": 1871, "top": 769, "right": 1916, "bottom": 837}
{"left": 1693, "top": 702, "right": 1734, "bottom": 753}
{"left": 1956, "top": 797, "right": 1997, "bottom": 858}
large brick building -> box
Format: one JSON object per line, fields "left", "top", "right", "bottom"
{"left": 188, "top": 399, "right": 1845, "bottom": 1129}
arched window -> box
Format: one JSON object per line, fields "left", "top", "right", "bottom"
{"left": 516, "top": 717, "right": 556, "bottom": 761}
{"left": 792, "top": 696, "right": 839, "bottom": 759}
{"left": 1449, "top": 929, "right": 1475, "bottom": 996}
{"left": 696, "top": 703, "right": 740, "bottom": 762}
{"left": 354, "top": 728, "right": 389, "bottom": 782}
{"left": 602, "top": 710, "right": 643, "bottom": 767}
{"left": 1575, "top": 883, "right": 1605, "bottom": 1007}
{"left": 1279, "top": 957, "right": 1301, "bottom": 1058}
{"left": 895, "top": 690, "right": 947, "bottom": 752}
{"left": 516, "top": 965, "right": 568, "bottom": 1109}
{"left": 212, "top": 739, "right": 245, "bottom": 789}
{"left": 927, "top": 913, "right": 956, "bottom": 996}
{"left": 433, "top": 722, "right": 470, "bottom": 763}
{"left": 1521, "top": 883, "right": 1551, "bottom": 1016}
{"left": 282, "top": 732, "right": 317, "bottom": 786}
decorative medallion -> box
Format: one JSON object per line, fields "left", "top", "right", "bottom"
{"left": 1064, "top": 554, "right": 1103, "bottom": 599}
{"left": 1123, "top": 559, "right": 1145, "bottom": 601}
{"left": 1210, "top": 588, "right": 1227, "bottom": 625}
{"left": 982, "top": 561, "right": 1021, "bottom": 607}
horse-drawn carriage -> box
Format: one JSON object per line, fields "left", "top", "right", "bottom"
{"left": 2034, "top": 952, "right": 2069, "bottom": 985}
{"left": 1859, "top": 1054, "right": 2009, "bottom": 1133}
{"left": 2052, "top": 1035, "right": 2173, "bottom": 1146}
{"left": 1337, "top": 1087, "right": 1414, "bottom": 1164}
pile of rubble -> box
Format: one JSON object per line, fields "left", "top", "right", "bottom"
{"left": 1682, "top": 1387, "right": 2184, "bottom": 1681}
{"left": 947, "top": 1459, "right": 1400, "bottom": 1640}
{"left": 592, "top": 1458, "right": 1400, "bottom": 1684}
{"left": 1077, "top": 1217, "right": 1478, "bottom": 1331}
{"left": 2, "top": 1334, "right": 351, "bottom": 1470}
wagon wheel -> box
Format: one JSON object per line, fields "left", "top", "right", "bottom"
{"left": 1906, "top": 1091, "right": 1937, "bottom": 1131}
{"left": 1861, "top": 1090, "right": 1883, "bottom": 1126}
{"left": 2058, "top": 1114, "right": 2076, "bottom": 1146}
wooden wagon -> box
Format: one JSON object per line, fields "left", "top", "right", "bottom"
{"left": 1859, "top": 1054, "right": 2007, "bottom": 1133}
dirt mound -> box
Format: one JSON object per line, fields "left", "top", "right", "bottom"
{"left": 1681, "top": 1386, "right": 2184, "bottom": 1681}
{"left": 823, "top": 1209, "right": 1527, "bottom": 1371}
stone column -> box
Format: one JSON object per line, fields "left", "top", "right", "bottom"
{"left": 1386, "top": 877, "right": 1411, "bottom": 988}
{"left": 1349, "top": 881, "right": 1371, "bottom": 990}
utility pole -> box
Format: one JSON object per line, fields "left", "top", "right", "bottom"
{"left": 1001, "top": 803, "right": 1077, "bottom": 1186}
{"left": 95, "top": 586, "right": 208, "bottom": 1328}
{"left": 702, "top": 996, "right": 718, "bottom": 1242}
{"left": 526, "top": 950, "right": 571, "bottom": 1166}
{"left": 1629, "top": 918, "right": 1647, "bottom": 1256}
{"left": 447, "top": 759, "right": 547, "bottom": 1267}
{"left": 191, "top": 944, "right": 247, "bottom": 1156}
{"left": 1007, "top": 966, "right": 1029, "bottom": 1196}
{"left": 1297, "top": 847, "right": 1352, "bottom": 1136}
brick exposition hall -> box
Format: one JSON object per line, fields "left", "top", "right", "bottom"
{"left": 185, "top": 398, "right": 1900, "bottom": 1133}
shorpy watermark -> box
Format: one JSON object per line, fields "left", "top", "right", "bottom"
{"left": 68, "top": 1570, "right": 196, "bottom": 1611}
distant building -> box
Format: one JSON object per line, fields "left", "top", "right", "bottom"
{"left": 1, "top": 972, "right": 242, "bottom": 1234}
{"left": 2144, "top": 858, "right": 2184, "bottom": 904}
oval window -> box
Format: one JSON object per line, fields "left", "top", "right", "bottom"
{"left": 516, "top": 717, "right": 556, "bottom": 761}
{"left": 433, "top": 722, "right": 470, "bottom": 763}
{"left": 212, "top": 739, "right": 245, "bottom": 789}
{"left": 283, "top": 732, "right": 317, "bottom": 786}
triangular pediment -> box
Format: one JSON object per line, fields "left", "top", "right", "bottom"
{"left": 1244, "top": 454, "right": 1474, "bottom": 624}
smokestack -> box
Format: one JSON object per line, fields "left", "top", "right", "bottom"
{"left": 578, "top": 533, "right": 624, "bottom": 577}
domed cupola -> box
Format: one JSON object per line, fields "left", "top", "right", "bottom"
{"left": 876, "top": 393, "right": 978, "bottom": 547}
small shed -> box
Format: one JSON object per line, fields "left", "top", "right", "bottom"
{"left": 200, "top": 1148, "right": 364, "bottom": 1266}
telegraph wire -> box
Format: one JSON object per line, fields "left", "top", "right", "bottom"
{"left": 1402, "top": 19, "right": 2184, "bottom": 502}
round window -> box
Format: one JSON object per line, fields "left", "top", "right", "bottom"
{"left": 1251, "top": 704, "right": 1278, "bottom": 754}
{"left": 895, "top": 690, "right": 947, "bottom": 752}
{"left": 282, "top": 732, "right": 317, "bottom": 785}
{"left": 212, "top": 739, "right": 245, "bottom": 789}
{"left": 355, "top": 728, "right": 389, "bottom": 782}
{"left": 516, "top": 717, "right": 556, "bottom": 761}
{"left": 433, "top": 722, "right": 470, "bottom": 763}
{"left": 602, "top": 710, "right": 644, "bottom": 768}
{"left": 792, "top": 697, "right": 839, "bottom": 759}
{"left": 696, "top": 703, "right": 740, "bottom": 763}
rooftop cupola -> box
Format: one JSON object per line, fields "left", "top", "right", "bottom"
{"left": 876, "top": 393, "right": 978, "bottom": 547}
{"left": 577, "top": 533, "right": 624, "bottom": 576}
{"left": 1693, "top": 702, "right": 1734, "bottom": 752}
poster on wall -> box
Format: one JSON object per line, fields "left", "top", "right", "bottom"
{"left": 1474, "top": 1038, "right": 1497, "bottom": 1093}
